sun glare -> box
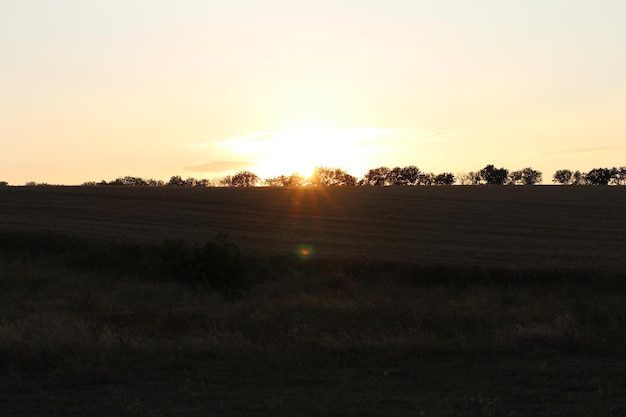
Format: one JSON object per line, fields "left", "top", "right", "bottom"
{"left": 227, "top": 124, "right": 394, "bottom": 179}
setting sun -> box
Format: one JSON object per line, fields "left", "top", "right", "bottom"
{"left": 223, "top": 124, "right": 395, "bottom": 179}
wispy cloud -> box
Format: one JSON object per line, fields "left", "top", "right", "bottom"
{"left": 185, "top": 160, "right": 256, "bottom": 173}
{"left": 217, "top": 127, "right": 455, "bottom": 152}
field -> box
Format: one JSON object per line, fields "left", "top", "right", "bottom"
{"left": 1, "top": 186, "right": 626, "bottom": 416}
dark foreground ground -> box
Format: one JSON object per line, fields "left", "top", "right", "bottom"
{"left": 1, "top": 186, "right": 626, "bottom": 416}
{"left": 6, "top": 348, "right": 626, "bottom": 416}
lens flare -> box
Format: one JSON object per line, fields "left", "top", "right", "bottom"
{"left": 295, "top": 244, "right": 315, "bottom": 259}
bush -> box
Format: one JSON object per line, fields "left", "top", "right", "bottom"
{"left": 159, "top": 233, "right": 247, "bottom": 295}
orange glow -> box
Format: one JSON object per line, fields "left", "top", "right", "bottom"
{"left": 223, "top": 125, "right": 395, "bottom": 180}
{"left": 295, "top": 244, "right": 316, "bottom": 259}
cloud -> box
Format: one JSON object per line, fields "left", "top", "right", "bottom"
{"left": 185, "top": 160, "right": 256, "bottom": 173}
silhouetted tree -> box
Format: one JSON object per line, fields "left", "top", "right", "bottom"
{"left": 470, "top": 171, "right": 482, "bottom": 185}
{"left": 480, "top": 164, "right": 509, "bottom": 185}
{"left": 507, "top": 170, "right": 522, "bottom": 185}
{"left": 386, "top": 166, "right": 420, "bottom": 185}
{"left": 613, "top": 166, "right": 626, "bottom": 185}
{"left": 265, "top": 173, "right": 306, "bottom": 187}
{"left": 110, "top": 176, "right": 147, "bottom": 186}
{"left": 220, "top": 176, "right": 233, "bottom": 187}
{"left": 572, "top": 170, "right": 585, "bottom": 185}
{"left": 553, "top": 169, "right": 573, "bottom": 185}
{"left": 167, "top": 175, "right": 185, "bottom": 186}
{"left": 180, "top": 177, "right": 197, "bottom": 187}
{"left": 194, "top": 178, "right": 212, "bottom": 187}
{"left": 145, "top": 178, "right": 165, "bottom": 186}
{"left": 342, "top": 173, "right": 358, "bottom": 186}
{"left": 231, "top": 171, "right": 260, "bottom": 187}
{"left": 387, "top": 167, "right": 405, "bottom": 185}
{"left": 417, "top": 172, "right": 435, "bottom": 185}
{"left": 264, "top": 176, "right": 283, "bottom": 187}
{"left": 433, "top": 173, "right": 455, "bottom": 185}
{"left": 311, "top": 167, "right": 357, "bottom": 186}
{"left": 0, "top": 181, "right": 9, "bottom": 187}
{"left": 400, "top": 166, "right": 421, "bottom": 185}
{"left": 361, "top": 167, "right": 391, "bottom": 186}
{"left": 508, "top": 168, "right": 542, "bottom": 185}
{"left": 585, "top": 168, "right": 613, "bottom": 185}
{"left": 522, "top": 168, "right": 542, "bottom": 185}
{"left": 288, "top": 173, "right": 306, "bottom": 186}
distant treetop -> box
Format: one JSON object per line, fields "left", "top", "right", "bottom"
{"left": 70, "top": 164, "right": 626, "bottom": 188}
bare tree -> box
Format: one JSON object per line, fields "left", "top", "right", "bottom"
{"left": 456, "top": 172, "right": 480, "bottom": 185}
{"left": 220, "top": 175, "right": 233, "bottom": 187}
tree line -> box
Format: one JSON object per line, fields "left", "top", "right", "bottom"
{"left": 6, "top": 164, "right": 625, "bottom": 187}
{"left": 552, "top": 167, "right": 626, "bottom": 185}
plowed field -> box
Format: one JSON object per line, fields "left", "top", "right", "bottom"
{"left": 1, "top": 185, "right": 625, "bottom": 271}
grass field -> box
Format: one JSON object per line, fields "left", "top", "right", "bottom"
{"left": 1, "top": 186, "right": 626, "bottom": 416}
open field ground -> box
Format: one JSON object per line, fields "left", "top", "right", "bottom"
{"left": 1, "top": 186, "right": 626, "bottom": 416}
{"left": 2, "top": 185, "right": 626, "bottom": 269}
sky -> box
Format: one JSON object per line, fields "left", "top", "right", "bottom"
{"left": 2, "top": 0, "right": 626, "bottom": 185}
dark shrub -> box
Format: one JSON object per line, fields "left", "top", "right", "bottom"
{"left": 159, "top": 233, "right": 247, "bottom": 295}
